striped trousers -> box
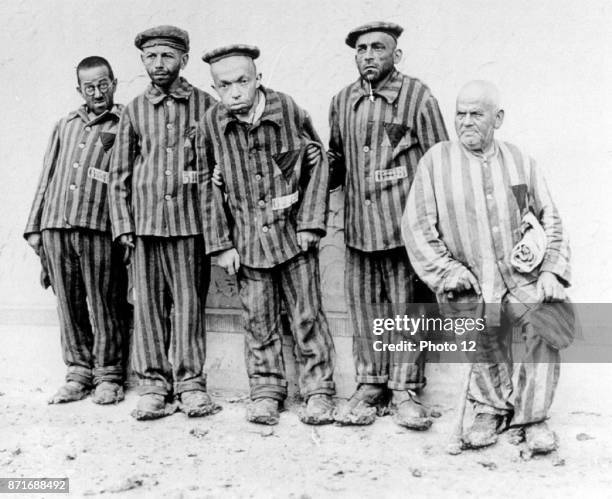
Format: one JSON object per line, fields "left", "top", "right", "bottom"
{"left": 237, "top": 251, "right": 335, "bottom": 401}
{"left": 345, "top": 247, "right": 434, "bottom": 390}
{"left": 132, "top": 236, "right": 209, "bottom": 396}
{"left": 42, "top": 229, "right": 128, "bottom": 386}
{"left": 468, "top": 297, "right": 566, "bottom": 426}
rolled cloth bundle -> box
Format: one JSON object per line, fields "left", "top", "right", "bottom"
{"left": 510, "top": 211, "right": 546, "bottom": 273}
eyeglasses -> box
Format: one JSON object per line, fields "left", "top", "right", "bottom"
{"left": 81, "top": 80, "right": 112, "bottom": 96}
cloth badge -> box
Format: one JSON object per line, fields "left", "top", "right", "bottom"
{"left": 87, "top": 167, "right": 109, "bottom": 184}
{"left": 272, "top": 191, "right": 299, "bottom": 210}
{"left": 182, "top": 171, "right": 198, "bottom": 184}
{"left": 272, "top": 150, "right": 301, "bottom": 179}
{"left": 383, "top": 123, "right": 409, "bottom": 149}
{"left": 374, "top": 165, "right": 408, "bottom": 182}
{"left": 99, "top": 132, "right": 116, "bottom": 152}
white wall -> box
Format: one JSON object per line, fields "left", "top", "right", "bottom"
{"left": 1, "top": 0, "right": 611, "bottom": 313}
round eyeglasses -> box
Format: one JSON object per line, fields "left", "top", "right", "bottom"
{"left": 81, "top": 80, "right": 112, "bottom": 96}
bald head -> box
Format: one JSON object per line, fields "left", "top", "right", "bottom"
{"left": 455, "top": 80, "right": 504, "bottom": 153}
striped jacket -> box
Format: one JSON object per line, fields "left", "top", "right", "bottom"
{"left": 200, "top": 87, "right": 329, "bottom": 269}
{"left": 25, "top": 105, "right": 123, "bottom": 235}
{"left": 108, "top": 78, "right": 216, "bottom": 238}
{"left": 328, "top": 70, "right": 448, "bottom": 252}
{"left": 402, "top": 140, "right": 571, "bottom": 305}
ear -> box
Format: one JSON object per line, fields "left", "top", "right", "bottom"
{"left": 180, "top": 53, "right": 189, "bottom": 70}
{"left": 255, "top": 72, "right": 262, "bottom": 89}
{"left": 393, "top": 48, "right": 402, "bottom": 65}
{"left": 76, "top": 85, "right": 84, "bottom": 99}
{"left": 494, "top": 109, "right": 505, "bottom": 129}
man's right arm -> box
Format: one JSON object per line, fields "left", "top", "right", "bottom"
{"left": 24, "top": 121, "right": 61, "bottom": 254}
{"left": 108, "top": 107, "right": 137, "bottom": 242}
{"left": 402, "top": 152, "right": 477, "bottom": 296}
{"left": 327, "top": 97, "right": 346, "bottom": 191}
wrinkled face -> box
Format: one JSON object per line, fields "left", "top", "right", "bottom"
{"left": 455, "top": 94, "right": 503, "bottom": 152}
{"left": 141, "top": 44, "right": 188, "bottom": 88}
{"left": 211, "top": 56, "right": 260, "bottom": 115}
{"left": 354, "top": 31, "right": 400, "bottom": 84}
{"left": 77, "top": 65, "right": 116, "bottom": 115}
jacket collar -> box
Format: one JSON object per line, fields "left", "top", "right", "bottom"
{"left": 145, "top": 76, "right": 193, "bottom": 105}
{"left": 67, "top": 104, "right": 123, "bottom": 126}
{"left": 350, "top": 69, "right": 403, "bottom": 109}
{"left": 219, "top": 86, "right": 283, "bottom": 134}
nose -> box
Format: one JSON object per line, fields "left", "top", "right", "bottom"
{"left": 230, "top": 84, "right": 241, "bottom": 100}
{"left": 463, "top": 113, "right": 474, "bottom": 125}
{"left": 154, "top": 54, "right": 163, "bottom": 68}
{"left": 364, "top": 47, "right": 375, "bottom": 60}
{"left": 93, "top": 86, "right": 103, "bottom": 98}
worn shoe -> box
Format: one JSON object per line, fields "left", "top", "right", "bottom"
{"left": 333, "top": 384, "right": 388, "bottom": 426}
{"left": 525, "top": 422, "right": 558, "bottom": 454}
{"left": 390, "top": 390, "right": 432, "bottom": 430}
{"left": 178, "top": 390, "right": 222, "bottom": 417}
{"left": 299, "top": 394, "right": 335, "bottom": 425}
{"left": 246, "top": 397, "right": 280, "bottom": 425}
{"left": 131, "top": 394, "right": 177, "bottom": 421}
{"left": 91, "top": 381, "right": 124, "bottom": 405}
{"left": 48, "top": 381, "right": 90, "bottom": 404}
{"left": 463, "top": 413, "right": 504, "bottom": 449}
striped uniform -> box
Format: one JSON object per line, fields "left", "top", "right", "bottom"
{"left": 24, "top": 105, "right": 128, "bottom": 386}
{"left": 402, "top": 140, "right": 573, "bottom": 425}
{"left": 328, "top": 70, "right": 448, "bottom": 389}
{"left": 201, "top": 88, "right": 335, "bottom": 400}
{"left": 109, "top": 78, "right": 216, "bottom": 396}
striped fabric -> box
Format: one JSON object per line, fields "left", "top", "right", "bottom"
{"left": 402, "top": 140, "right": 571, "bottom": 317}
{"left": 131, "top": 235, "right": 209, "bottom": 396}
{"left": 41, "top": 229, "right": 128, "bottom": 386}
{"left": 328, "top": 70, "right": 448, "bottom": 251}
{"left": 200, "top": 87, "right": 329, "bottom": 268}
{"left": 109, "top": 78, "right": 216, "bottom": 238}
{"left": 467, "top": 300, "right": 562, "bottom": 426}
{"left": 237, "top": 251, "right": 335, "bottom": 400}
{"left": 345, "top": 247, "right": 427, "bottom": 390}
{"left": 25, "top": 105, "right": 123, "bottom": 235}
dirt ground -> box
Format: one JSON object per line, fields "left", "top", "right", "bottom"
{"left": 1, "top": 325, "right": 611, "bottom": 499}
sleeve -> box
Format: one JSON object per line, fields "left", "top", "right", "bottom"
{"left": 108, "top": 107, "right": 137, "bottom": 239}
{"left": 197, "top": 120, "right": 235, "bottom": 256}
{"left": 529, "top": 158, "right": 571, "bottom": 286}
{"left": 401, "top": 151, "right": 467, "bottom": 295}
{"left": 415, "top": 93, "right": 449, "bottom": 154}
{"left": 327, "top": 96, "right": 346, "bottom": 191}
{"left": 296, "top": 111, "right": 329, "bottom": 236}
{"left": 24, "top": 121, "right": 61, "bottom": 236}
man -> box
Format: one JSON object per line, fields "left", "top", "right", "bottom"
{"left": 402, "top": 80, "right": 572, "bottom": 454}
{"left": 24, "top": 56, "right": 128, "bottom": 405}
{"left": 200, "top": 45, "right": 336, "bottom": 425}
{"left": 328, "top": 22, "right": 448, "bottom": 429}
{"left": 109, "top": 26, "right": 218, "bottom": 420}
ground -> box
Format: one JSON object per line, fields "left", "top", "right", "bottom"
{"left": 1, "top": 325, "right": 611, "bottom": 498}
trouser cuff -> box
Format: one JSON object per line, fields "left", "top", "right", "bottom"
{"left": 301, "top": 381, "right": 336, "bottom": 398}
{"left": 66, "top": 366, "right": 93, "bottom": 386}
{"left": 470, "top": 400, "right": 511, "bottom": 417}
{"left": 175, "top": 377, "right": 207, "bottom": 395}
{"left": 93, "top": 366, "right": 124, "bottom": 385}
{"left": 387, "top": 377, "right": 427, "bottom": 391}
{"left": 355, "top": 375, "right": 388, "bottom": 385}
{"left": 138, "top": 381, "right": 171, "bottom": 397}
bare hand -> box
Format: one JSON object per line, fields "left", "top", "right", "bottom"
{"left": 212, "top": 164, "right": 224, "bottom": 188}
{"left": 537, "top": 271, "right": 565, "bottom": 302}
{"left": 26, "top": 232, "right": 42, "bottom": 256}
{"left": 305, "top": 144, "right": 321, "bottom": 167}
{"left": 445, "top": 267, "right": 481, "bottom": 300}
{"left": 297, "top": 230, "right": 321, "bottom": 252}
{"left": 217, "top": 248, "right": 240, "bottom": 275}
{"left": 119, "top": 233, "right": 135, "bottom": 264}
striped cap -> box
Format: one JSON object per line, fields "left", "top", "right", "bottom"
{"left": 345, "top": 21, "right": 403, "bottom": 48}
{"left": 202, "top": 44, "right": 260, "bottom": 64}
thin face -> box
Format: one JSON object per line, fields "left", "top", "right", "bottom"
{"left": 77, "top": 65, "right": 116, "bottom": 115}
{"left": 354, "top": 31, "right": 400, "bottom": 84}
{"left": 455, "top": 95, "right": 502, "bottom": 152}
{"left": 211, "top": 56, "right": 260, "bottom": 115}
{"left": 141, "top": 45, "right": 188, "bottom": 88}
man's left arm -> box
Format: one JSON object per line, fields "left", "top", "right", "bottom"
{"left": 415, "top": 94, "right": 449, "bottom": 152}
{"left": 296, "top": 111, "right": 330, "bottom": 248}
{"left": 530, "top": 159, "right": 571, "bottom": 298}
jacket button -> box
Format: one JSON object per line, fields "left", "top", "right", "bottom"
{"left": 258, "top": 200, "right": 265, "bottom": 207}
{"left": 69, "top": 184, "right": 77, "bottom": 191}
{"left": 365, "top": 199, "right": 372, "bottom": 206}
{"left": 164, "top": 170, "right": 172, "bottom": 176}
{"left": 78, "top": 143, "right": 85, "bottom": 149}
{"left": 255, "top": 174, "right": 262, "bottom": 181}
{"left": 363, "top": 145, "right": 370, "bottom": 152}
{"left": 262, "top": 226, "right": 269, "bottom": 233}
{"left": 164, "top": 194, "right": 172, "bottom": 201}
{"left": 72, "top": 162, "right": 79, "bottom": 169}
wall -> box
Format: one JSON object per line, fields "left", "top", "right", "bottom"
{"left": 1, "top": 0, "right": 611, "bottom": 322}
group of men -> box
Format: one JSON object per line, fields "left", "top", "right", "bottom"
{"left": 25, "top": 21, "right": 572, "bottom": 454}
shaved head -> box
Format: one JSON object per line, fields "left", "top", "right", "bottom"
{"left": 455, "top": 80, "right": 504, "bottom": 153}
{"left": 457, "top": 80, "right": 501, "bottom": 111}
